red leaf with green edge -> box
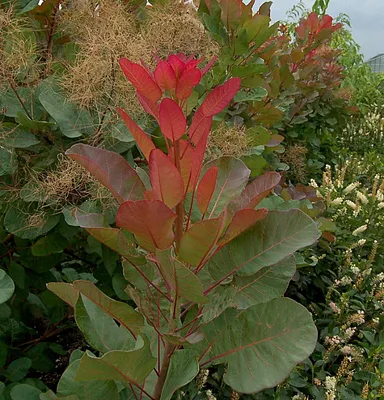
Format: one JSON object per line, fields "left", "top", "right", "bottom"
{"left": 117, "top": 108, "right": 155, "bottom": 161}
{"left": 136, "top": 92, "right": 160, "bottom": 122}
{"left": 197, "top": 166, "right": 218, "bottom": 214}
{"left": 66, "top": 144, "right": 145, "bottom": 204}
{"left": 175, "top": 68, "right": 202, "bottom": 101}
{"left": 116, "top": 200, "right": 176, "bottom": 252}
{"left": 119, "top": 58, "right": 162, "bottom": 102}
{"left": 156, "top": 248, "right": 207, "bottom": 304}
{"left": 170, "top": 139, "right": 194, "bottom": 192}
{"left": 218, "top": 208, "right": 268, "bottom": 246}
{"left": 188, "top": 107, "right": 212, "bottom": 145}
{"left": 159, "top": 98, "right": 186, "bottom": 141}
{"left": 154, "top": 60, "right": 177, "bottom": 91}
{"left": 179, "top": 216, "right": 225, "bottom": 266}
{"left": 229, "top": 171, "right": 281, "bottom": 214}
{"left": 149, "top": 149, "right": 184, "bottom": 208}
{"left": 201, "top": 78, "right": 241, "bottom": 117}
{"left": 74, "top": 210, "right": 146, "bottom": 265}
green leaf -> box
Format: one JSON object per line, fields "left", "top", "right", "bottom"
{"left": 1, "top": 126, "right": 40, "bottom": 148}
{"left": 40, "top": 390, "right": 79, "bottom": 400}
{"left": 231, "top": 62, "right": 267, "bottom": 78}
{"left": 32, "top": 233, "right": 68, "bottom": 256}
{"left": 0, "top": 148, "right": 17, "bottom": 176}
{"left": 10, "top": 384, "right": 41, "bottom": 400}
{"left": 234, "top": 87, "right": 268, "bottom": 102}
{"left": 75, "top": 338, "right": 156, "bottom": 386}
{"left": 57, "top": 360, "right": 119, "bottom": 400}
{"left": 231, "top": 255, "right": 296, "bottom": 309}
{"left": 207, "top": 210, "right": 319, "bottom": 279}
{"left": 38, "top": 85, "right": 93, "bottom": 138}
{"left": 7, "top": 358, "right": 32, "bottom": 382}
{"left": 15, "top": 112, "right": 56, "bottom": 131}
{"left": 199, "top": 157, "right": 250, "bottom": 219}
{"left": 156, "top": 249, "right": 207, "bottom": 304}
{"left": 4, "top": 208, "right": 60, "bottom": 240}
{"left": 160, "top": 350, "right": 199, "bottom": 400}
{"left": 8, "top": 263, "right": 26, "bottom": 289}
{"left": 0, "top": 270, "right": 15, "bottom": 304}
{"left": 200, "top": 298, "right": 317, "bottom": 393}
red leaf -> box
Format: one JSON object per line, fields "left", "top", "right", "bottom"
{"left": 154, "top": 60, "right": 177, "bottom": 92}
{"left": 66, "top": 144, "right": 145, "bottom": 204}
{"left": 159, "top": 98, "right": 187, "bottom": 141}
{"left": 137, "top": 92, "right": 160, "bottom": 122}
{"left": 197, "top": 166, "right": 218, "bottom": 214}
{"left": 201, "top": 78, "right": 241, "bottom": 116}
{"left": 119, "top": 58, "right": 162, "bottom": 102}
{"left": 169, "top": 140, "right": 194, "bottom": 192}
{"left": 190, "top": 134, "right": 209, "bottom": 190}
{"left": 117, "top": 108, "right": 155, "bottom": 161}
{"left": 149, "top": 149, "right": 184, "bottom": 208}
{"left": 218, "top": 208, "right": 268, "bottom": 246}
{"left": 229, "top": 171, "right": 281, "bottom": 213}
{"left": 176, "top": 68, "right": 202, "bottom": 101}
{"left": 179, "top": 216, "right": 225, "bottom": 266}
{"left": 116, "top": 200, "right": 176, "bottom": 252}
{"left": 188, "top": 107, "right": 212, "bottom": 145}
{"left": 168, "top": 54, "right": 185, "bottom": 78}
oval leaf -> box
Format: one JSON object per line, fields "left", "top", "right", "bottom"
{"left": 159, "top": 98, "right": 187, "bottom": 141}
{"left": 0, "top": 270, "right": 15, "bottom": 305}
{"left": 196, "top": 166, "right": 218, "bottom": 215}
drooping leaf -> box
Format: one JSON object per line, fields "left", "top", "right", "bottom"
{"left": 66, "top": 144, "right": 145, "bottom": 203}
{"left": 179, "top": 217, "right": 225, "bottom": 266}
{"left": 201, "top": 78, "right": 241, "bottom": 116}
{"left": 0, "top": 270, "right": 15, "bottom": 305}
{"left": 154, "top": 60, "right": 177, "bottom": 91}
{"left": 57, "top": 360, "right": 119, "bottom": 400}
{"left": 75, "top": 338, "right": 156, "bottom": 386}
{"left": 119, "top": 58, "right": 162, "bottom": 102}
{"left": 199, "top": 298, "right": 317, "bottom": 393}
{"left": 160, "top": 350, "right": 199, "bottom": 400}
{"left": 159, "top": 98, "right": 186, "bottom": 141}
{"left": 196, "top": 166, "right": 218, "bottom": 214}
{"left": 229, "top": 171, "right": 281, "bottom": 214}
{"left": 116, "top": 200, "right": 176, "bottom": 252}
{"left": 72, "top": 280, "right": 144, "bottom": 336}
{"left": 156, "top": 249, "right": 207, "bottom": 304}
{"left": 149, "top": 149, "right": 184, "bottom": 208}
{"left": 207, "top": 209, "right": 319, "bottom": 279}
{"left": 218, "top": 208, "right": 268, "bottom": 246}
{"left": 117, "top": 108, "right": 155, "bottom": 161}
{"left": 232, "top": 256, "right": 296, "bottom": 309}
{"left": 199, "top": 157, "right": 250, "bottom": 219}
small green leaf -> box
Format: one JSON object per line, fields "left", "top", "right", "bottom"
{"left": 1, "top": 126, "right": 40, "bottom": 148}
{"left": 0, "top": 148, "right": 17, "bottom": 176}
{"left": 161, "top": 350, "right": 199, "bottom": 400}
{"left": 234, "top": 87, "right": 268, "bottom": 102}
{"left": 0, "top": 270, "right": 15, "bottom": 304}
{"left": 7, "top": 358, "right": 32, "bottom": 382}
{"left": 15, "top": 112, "right": 56, "bottom": 131}
{"left": 32, "top": 233, "right": 68, "bottom": 256}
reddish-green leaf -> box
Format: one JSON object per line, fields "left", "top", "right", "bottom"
{"left": 188, "top": 107, "right": 212, "bottom": 145}
{"left": 119, "top": 58, "right": 162, "bottom": 102}
{"left": 177, "top": 140, "right": 194, "bottom": 192}
{"left": 116, "top": 200, "right": 176, "bottom": 252}
{"left": 229, "top": 171, "right": 281, "bottom": 214}
{"left": 154, "top": 60, "right": 177, "bottom": 91}
{"left": 74, "top": 211, "right": 146, "bottom": 264}
{"left": 189, "top": 134, "right": 209, "bottom": 190}
{"left": 156, "top": 248, "right": 207, "bottom": 303}
{"left": 117, "top": 108, "right": 155, "bottom": 161}
{"left": 179, "top": 217, "right": 225, "bottom": 266}
{"left": 175, "top": 68, "right": 202, "bottom": 101}
{"left": 149, "top": 149, "right": 184, "bottom": 208}
{"left": 137, "top": 92, "right": 160, "bottom": 122}
{"left": 47, "top": 282, "right": 79, "bottom": 307}
{"left": 159, "top": 98, "right": 187, "bottom": 141}
{"left": 218, "top": 208, "right": 268, "bottom": 246}
{"left": 196, "top": 166, "right": 218, "bottom": 214}
{"left": 220, "top": 0, "right": 242, "bottom": 30}
{"left": 66, "top": 144, "right": 145, "bottom": 203}
{"left": 201, "top": 78, "right": 241, "bottom": 117}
